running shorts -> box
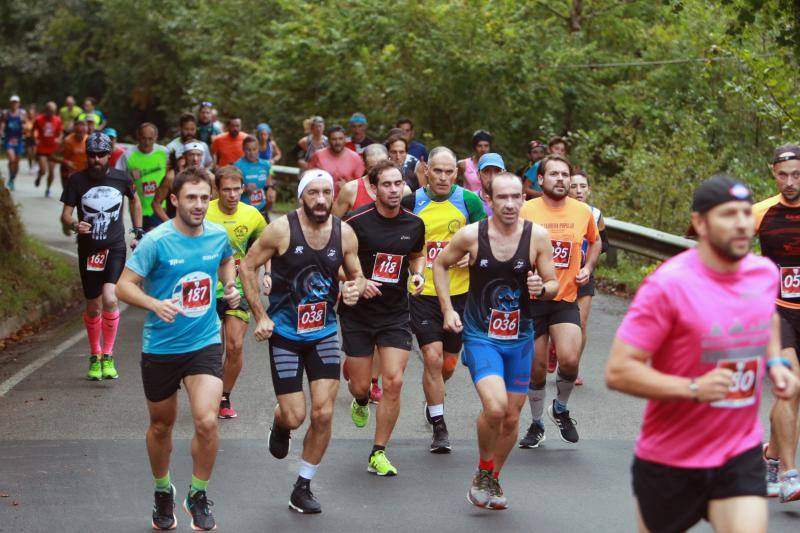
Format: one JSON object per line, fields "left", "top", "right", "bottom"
{"left": 341, "top": 313, "right": 412, "bottom": 357}
{"left": 530, "top": 299, "right": 581, "bottom": 339}
{"left": 410, "top": 294, "right": 466, "bottom": 354}
{"left": 632, "top": 444, "right": 765, "bottom": 533}
{"left": 140, "top": 343, "right": 223, "bottom": 403}
{"left": 78, "top": 246, "right": 127, "bottom": 299}
{"left": 778, "top": 305, "right": 800, "bottom": 355}
{"left": 269, "top": 332, "right": 341, "bottom": 395}
{"left": 3, "top": 139, "right": 24, "bottom": 156}
{"left": 462, "top": 336, "right": 533, "bottom": 394}
{"left": 216, "top": 296, "right": 251, "bottom": 323}
{"left": 577, "top": 274, "right": 596, "bottom": 298}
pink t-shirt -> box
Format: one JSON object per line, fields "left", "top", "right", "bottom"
{"left": 616, "top": 248, "right": 778, "bottom": 468}
{"left": 463, "top": 157, "right": 481, "bottom": 193}
{"left": 308, "top": 147, "right": 365, "bottom": 197}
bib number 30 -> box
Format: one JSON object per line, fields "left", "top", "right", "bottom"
{"left": 488, "top": 309, "right": 520, "bottom": 340}
{"left": 711, "top": 357, "right": 759, "bottom": 408}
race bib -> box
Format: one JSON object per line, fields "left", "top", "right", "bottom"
{"left": 172, "top": 272, "right": 213, "bottom": 318}
{"left": 711, "top": 357, "right": 760, "bottom": 408}
{"left": 142, "top": 181, "right": 157, "bottom": 198}
{"left": 297, "top": 302, "right": 327, "bottom": 334}
{"left": 372, "top": 252, "right": 403, "bottom": 283}
{"left": 248, "top": 188, "right": 265, "bottom": 205}
{"left": 780, "top": 267, "right": 800, "bottom": 299}
{"left": 552, "top": 240, "right": 572, "bottom": 269}
{"left": 488, "top": 308, "right": 520, "bottom": 340}
{"left": 86, "top": 249, "right": 108, "bottom": 272}
{"left": 426, "top": 241, "right": 448, "bottom": 269}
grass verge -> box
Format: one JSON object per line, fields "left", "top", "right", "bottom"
{"left": 594, "top": 249, "right": 659, "bottom": 297}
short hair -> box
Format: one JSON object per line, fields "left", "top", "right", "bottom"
{"left": 487, "top": 171, "right": 522, "bottom": 200}
{"left": 327, "top": 125, "right": 346, "bottom": 136}
{"left": 226, "top": 116, "right": 241, "bottom": 124}
{"left": 242, "top": 134, "right": 258, "bottom": 148}
{"left": 538, "top": 155, "right": 573, "bottom": 177}
{"left": 172, "top": 167, "right": 212, "bottom": 196}
{"left": 179, "top": 112, "right": 196, "bottom": 126}
{"left": 214, "top": 165, "right": 244, "bottom": 190}
{"left": 571, "top": 168, "right": 590, "bottom": 184}
{"left": 548, "top": 136, "right": 568, "bottom": 150}
{"left": 384, "top": 134, "right": 408, "bottom": 151}
{"left": 396, "top": 118, "right": 413, "bottom": 129}
{"left": 84, "top": 96, "right": 97, "bottom": 106}
{"left": 367, "top": 159, "right": 400, "bottom": 186}
{"left": 362, "top": 143, "right": 388, "bottom": 165}
{"left": 428, "top": 146, "right": 457, "bottom": 164}
{"left": 386, "top": 128, "right": 405, "bottom": 138}
{"left": 137, "top": 122, "right": 158, "bottom": 137}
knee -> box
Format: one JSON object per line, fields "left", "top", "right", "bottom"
{"left": 194, "top": 414, "right": 218, "bottom": 440}
{"left": 310, "top": 403, "right": 333, "bottom": 428}
{"left": 226, "top": 336, "right": 243, "bottom": 358}
{"left": 85, "top": 302, "right": 101, "bottom": 316}
{"left": 423, "top": 351, "right": 443, "bottom": 372}
{"left": 502, "top": 410, "right": 521, "bottom": 432}
{"left": 349, "top": 378, "right": 369, "bottom": 398}
{"left": 149, "top": 419, "right": 174, "bottom": 440}
{"left": 103, "top": 296, "right": 118, "bottom": 312}
{"left": 483, "top": 402, "right": 507, "bottom": 424}
{"left": 558, "top": 354, "right": 579, "bottom": 374}
{"left": 381, "top": 373, "right": 404, "bottom": 398}
{"left": 280, "top": 406, "right": 306, "bottom": 430}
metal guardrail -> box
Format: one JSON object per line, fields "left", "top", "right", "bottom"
{"left": 604, "top": 217, "right": 695, "bottom": 261}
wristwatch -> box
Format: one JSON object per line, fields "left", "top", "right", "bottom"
{"left": 689, "top": 378, "right": 699, "bottom": 402}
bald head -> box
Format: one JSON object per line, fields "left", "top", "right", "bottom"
{"left": 363, "top": 143, "right": 389, "bottom": 171}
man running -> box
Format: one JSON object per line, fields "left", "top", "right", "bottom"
{"left": 518, "top": 155, "right": 600, "bottom": 447}
{"left": 520, "top": 140, "right": 546, "bottom": 199}
{"left": 166, "top": 113, "right": 212, "bottom": 170}
{"left": 333, "top": 144, "right": 390, "bottom": 217}
{"left": 404, "top": 146, "right": 487, "bottom": 452}
{"left": 396, "top": 117, "right": 428, "bottom": 162}
{"left": 196, "top": 102, "right": 221, "bottom": 147}
{"left": 115, "top": 123, "right": 169, "bottom": 231}
{"left": 59, "top": 95, "right": 83, "bottom": 133}
{"left": 106, "top": 128, "right": 125, "bottom": 168}
{"left": 33, "top": 101, "right": 63, "bottom": 197}
{"left": 476, "top": 152, "right": 506, "bottom": 216}
{"left": 1, "top": 95, "right": 26, "bottom": 191}
{"left": 79, "top": 97, "right": 106, "bottom": 130}
{"left": 606, "top": 174, "right": 799, "bottom": 533}
{"left": 117, "top": 166, "right": 239, "bottom": 531}
{"left": 240, "top": 169, "right": 365, "bottom": 514}
{"left": 434, "top": 172, "right": 558, "bottom": 509}
{"left": 345, "top": 112, "right": 376, "bottom": 154}
{"left": 59, "top": 117, "right": 88, "bottom": 190}
{"left": 458, "top": 130, "right": 492, "bottom": 194}
{"left": 205, "top": 165, "right": 267, "bottom": 419}
{"left": 153, "top": 142, "right": 205, "bottom": 223}
{"left": 308, "top": 125, "right": 364, "bottom": 196}
{"left": 211, "top": 116, "right": 246, "bottom": 167}
{"left": 235, "top": 135, "right": 274, "bottom": 218}
{"left": 754, "top": 143, "right": 800, "bottom": 502}
{"left": 60, "top": 132, "right": 143, "bottom": 381}
{"left": 340, "top": 160, "right": 426, "bottom": 476}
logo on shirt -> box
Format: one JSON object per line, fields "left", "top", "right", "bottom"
{"left": 514, "top": 260, "right": 525, "bottom": 271}
{"left": 400, "top": 235, "right": 411, "bottom": 240}
{"left": 448, "top": 220, "right": 462, "bottom": 233}
{"left": 202, "top": 253, "right": 220, "bottom": 261}
{"left": 168, "top": 258, "right": 185, "bottom": 266}
{"left": 294, "top": 246, "right": 304, "bottom": 254}
{"left": 327, "top": 248, "right": 337, "bottom": 258}
{"left": 480, "top": 259, "right": 489, "bottom": 268}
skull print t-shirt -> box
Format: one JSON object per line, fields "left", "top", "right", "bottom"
{"left": 60, "top": 169, "right": 135, "bottom": 254}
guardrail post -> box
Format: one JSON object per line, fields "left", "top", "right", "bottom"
{"left": 606, "top": 245, "right": 618, "bottom": 267}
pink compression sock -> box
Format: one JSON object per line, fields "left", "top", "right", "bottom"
{"left": 101, "top": 310, "right": 120, "bottom": 355}
{"left": 83, "top": 313, "right": 102, "bottom": 354}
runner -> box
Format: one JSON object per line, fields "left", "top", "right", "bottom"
{"left": 80, "top": 97, "right": 106, "bottom": 130}
{"left": 520, "top": 140, "right": 546, "bottom": 199}
{"left": 404, "top": 146, "right": 487, "bottom": 452}
{"left": 568, "top": 169, "right": 608, "bottom": 386}
{"left": 105, "top": 128, "right": 125, "bottom": 168}
{"left": 518, "top": 155, "right": 600, "bottom": 447}
{"left": 59, "top": 132, "right": 143, "bottom": 381}
{"left": 753, "top": 143, "right": 800, "bottom": 502}
{"left": 114, "top": 123, "right": 169, "bottom": 231}
{"left": 256, "top": 123, "right": 282, "bottom": 165}
{"left": 396, "top": 117, "right": 428, "bottom": 162}
{"left": 165, "top": 113, "right": 212, "bottom": 170}
{"left": 205, "top": 166, "right": 267, "bottom": 419}
{"left": 1, "top": 95, "right": 26, "bottom": 191}
{"left": 458, "top": 130, "right": 492, "bottom": 194}
{"left": 345, "top": 112, "right": 376, "bottom": 154}
{"left": 59, "top": 95, "right": 83, "bottom": 133}
{"left": 58, "top": 117, "right": 88, "bottom": 191}
{"left": 476, "top": 152, "right": 506, "bottom": 216}
{"left": 386, "top": 132, "right": 422, "bottom": 191}
{"left": 196, "top": 102, "right": 221, "bottom": 147}
{"left": 433, "top": 172, "right": 558, "bottom": 509}
{"left": 239, "top": 168, "right": 365, "bottom": 514}
{"left": 548, "top": 136, "right": 568, "bottom": 157}
{"left": 210, "top": 116, "right": 246, "bottom": 167}
{"left": 605, "top": 174, "right": 799, "bottom": 533}
{"left": 117, "top": 166, "right": 239, "bottom": 531}
{"left": 340, "top": 160, "right": 426, "bottom": 476}
{"left": 23, "top": 103, "right": 36, "bottom": 171}
{"left": 153, "top": 141, "right": 206, "bottom": 223}
{"left": 33, "top": 101, "right": 64, "bottom": 197}
{"left": 308, "top": 125, "right": 364, "bottom": 196}
{"left": 235, "top": 135, "right": 274, "bottom": 218}
{"left": 296, "top": 116, "right": 328, "bottom": 172}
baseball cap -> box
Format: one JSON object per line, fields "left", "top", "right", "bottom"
{"left": 771, "top": 144, "right": 800, "bottom": 165}
{"left": 85, "top": 132, "right": 112, "bottom": 154}
{"left": 257, "top": 123, "right": 272, "bottom": 133}
{"left": 528, "top": 140, "right": 545, "bottom": 150}
{"left": 9, "top": 95, "right": 20, "bottom": 103}
{"left": 183, "top": 141, "right": 205, "bottom": 153}
{"left": 478, "top": 152, "right": 506, "bottom": 171}
{"left": 310, "top": 116, "right": 325, "bottom": 125}
{"left": 103, "top": 127, "right": 118, "bottom": 139}
{"left": 686, "top": 174, "right": 753, "bottom": 236}
{"left": 349, "top": 112, "right": 367, "bottom": 125}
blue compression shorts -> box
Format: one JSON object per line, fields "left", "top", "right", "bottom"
{"left": 462, "top": 336, "right": 533, "bottom": 394}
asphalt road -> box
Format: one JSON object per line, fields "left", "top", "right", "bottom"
{"left": 1, "top": 167, "right": 799, "bottom": 532}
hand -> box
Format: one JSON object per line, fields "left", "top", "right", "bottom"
{"left": 410, "top": 273, "right": 425, "bottom": 296}
{"left": 527, "top": 270, "right": 543, "bottom": 297}
{"left": 769, "top": 364, "right": 800, "bottom": 400}
{"left": 262, "top": 273, "right": 272, "bottom": 295}
{"left": 254, "top": 316, "right": 274, "bottom": 341}
{"left": 342, "top": 280, "right": 360, "bottom": 306}
{"left": 223, "top": 281, "right": 241, "bottom": 309}
{"left": 130, "top": 238, "right": 139, "bottom": 251}
{"left": 443, "top": 308, "right": 463, "bottom": 333}
{"left": 694, "top": 367, "right": 735, "bottom": 402}
{"left": 576, "top": 267, "right": 591, "bottom": 286}
{"left": 362, "top": 280, "right": 382, "bottom": 299}
{"left": 76, "top": 221, "right": 92, "bottom": 235}
{"left": 455, "top": 254, "right": 470, "bottom": 269}
{"left": 152, "top": 299, "right": 181, "bottom": 323}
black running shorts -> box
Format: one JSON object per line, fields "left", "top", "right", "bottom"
{"left": 778, "top": 305, "right": 800, "bottom": 355}
{"left": 78, "top": 246, "right": 127, "bottom": 299}
{"left": 576, "top": 274, "right": 596, "bottom": 298}
{"left": 530, "top": 299, "right": 581, "bottom": 339}
{"left": 140, "top": 344, "right": 223, "bottom": 403}
{"left": 341, "top": 313, "right": 413, "bottom": 357}
{"left": 269, "top": 332, "right": 341, "bottom": 396}
{"left": 632, "top": 444, "right": 765, "bottom": 532}
{"left": 410, "top": 294, "right": 466, "bottom": 354}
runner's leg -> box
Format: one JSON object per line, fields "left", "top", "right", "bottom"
{"left": 707, "top": 496, "right": 767, "bottom": 533}
{"left": 577, "top": 295, "right": 592, "bottom": 357}
{"left": 183, "top": 373, "right": 223, "bottom": 481}
{"left": 374, "top": 346, "right": 410, "bottom": 446}
{"left": 221, "top": 315, "right": 248, "bottom": 395}
{"left": 146, "top": 392, "right": 179, "bottom": 479}
{"left": 768, "top": 347, "right": 800, "bottom": 473}
{"left": 302, "top": 378, "right": 339, "bottom": 464}
{"left": 493, "top": 393, "right": 527, "bottom": 473}
{"left": 475, "top": 375, "right": 508, "bottom": 463}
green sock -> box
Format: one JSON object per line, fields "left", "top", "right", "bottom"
{"left": 154, "top": 473, "right": 171, "bottom": 493}
{"left": 190, "top": 475, "right": 209, "bottom": 496}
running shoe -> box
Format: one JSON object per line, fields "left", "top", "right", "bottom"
{"left": 467, "top": 469, "right": 493, "bottom": 508}
{"left": 351, "top": 399, "right": 369, "bottom": 428}
{"left": 430, "top": 419, "right": 452, "bottom": 453}
{"left": 152, "top": 484, "right": 177, "bottom": 530}
{"left": 780, "top": 469, "right": 800, "bottom": 503}
{"left": 547, "top": 400, "right": 579, "bottom": 443}
{"left": 34, "top": 174, "right": 41, "bottom": 187}
{"left": 518, "top": 422, "right": 546, "bottom": 449}
{"left": 268, "top": 423, "right": 291, "bottom": 459}
{"left": 575, "top": 376, "right": 584, "bottom": 386}
{"left": 183, "top": 490, "right": 215, "bottom": 531}
{"left": 547, "top": 344, "right": 557, "bottom": 373}
{"left": 764, "top": 443, "right": 780, "bottom": 498}
{"left": 367, "top": 450, "right": 398, "bottom": 476}
{"left": 101, "top": 355, "right": 118, "bottom": 380}
{"left": 488, "top": 477, "right": 508, "bottom": 510}
{"left": 289, "top": 480, "right": 321, "bottom": 513}
{"left": 45, "top": 189, "right": 51, "bottom": 198}
{"left": 87, "top": 355, "right": 102, "bottom": 381}
{"left": 218, "top": 399, "right": 237, "bottom": 419}
{"left": 369, "top": 381, "right": 382, "bottom": 403}
{"left": 423, "top": 401, "right": 433, "bottom": 425}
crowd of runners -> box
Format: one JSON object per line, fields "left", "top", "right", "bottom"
{"left": 3, "top": 93, "right": 800, "bottom": 532}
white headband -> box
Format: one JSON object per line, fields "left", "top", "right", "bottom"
{"left": 298, "top": 169, "right": 334, "bottom": 198}
{"left": 183, "top": 141, "right": 205, "bottom": 153}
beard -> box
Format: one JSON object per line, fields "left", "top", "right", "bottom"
{"left": 542, "top": 185, "right": 568, "bottom": 200}
{"left": 708, "top": 233, "right": 749, "bottom": 262}
{"left": 88, "top": 162, "right": 108, "bottom": 179}
{"left": 303, "top": 199, "right": 331, "bottom": 224}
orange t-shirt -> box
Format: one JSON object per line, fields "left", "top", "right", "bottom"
{"left": 62, "top": 133, "right": 87, "bottom": 174}
{"left": 211, "top": 132, "right": 245, "bottom": 166}
{"left": 520, "top": 196, "right": 598, "bottom": 302}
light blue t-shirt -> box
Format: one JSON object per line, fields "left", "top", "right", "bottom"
{"left": 235, "top": 157, "right": 271, "bottom": 211}
{"left": 126, "top": 220, "right": 233, "bottom": 354}
{"left": 524, "top": 162, "right": 542, "bottom": 192}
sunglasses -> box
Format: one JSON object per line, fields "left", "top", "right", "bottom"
{"left": 87, "top": 151, "right": 110, "bottom": 159}
{"left": 200, "top": 101, "right": 214, "bottom": 108}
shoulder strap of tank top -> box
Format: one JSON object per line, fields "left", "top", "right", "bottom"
{"left": 332, "top": 216, "right": 342, "bottom": 250}
{"left": 519, "top": 220, "right": 533, "bottom": 260}
{"left": 287, "top": 210, "right": 302, "bottom": 248}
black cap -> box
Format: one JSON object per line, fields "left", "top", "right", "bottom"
{"left": 686, "top": 174, "right": 753, "bottom": 237}
{"left": 772, "top": 144, "right": 800, "bottom": 165}
{"left": 85, "top": 132, "right": 112, "bottom": 154}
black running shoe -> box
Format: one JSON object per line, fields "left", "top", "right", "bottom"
{"left": 152, "top": 484, "right": 177, "bottom": 530}
{"left": 289, "top": 480, "right": 322, "bottom": 514}
{"left": 34, "top": 174, "right": 41, "bottom": 187}
{"left": 183, "top": 490, "right": 215, "bottom": 531}
{"left": 430, "top": 419, "right": 452, "bottom": 454}
{"left": 547, "top": 401, "right": 579, "bottom": 443}
{"left": 423, "top": 401, "right": 433, "bottom": 425}
{"left": 268, "top": 422, "right": 291, "bottom": 459}
{"left": 518, "top": 423, "right": 546, "bottom": 449}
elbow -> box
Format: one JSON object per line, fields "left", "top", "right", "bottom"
{"left": 604, "top": 363, "right": 623, "bottom": 391}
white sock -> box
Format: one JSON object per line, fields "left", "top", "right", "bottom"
{"left": 428, "top": 403, "right": 444, "bottom": 418}
{"left": 298, "top": 459, "right": 319, "bottom": 481}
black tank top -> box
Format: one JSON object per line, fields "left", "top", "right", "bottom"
{"left": 268, "top": 211, "right": 343, "bottom": 341}
{"left": 463, "top": 219, "right": 534, "bottom": 342}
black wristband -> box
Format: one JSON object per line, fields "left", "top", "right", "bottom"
{"left": 131, "top": 227, "right": 145, "bottom": 240}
